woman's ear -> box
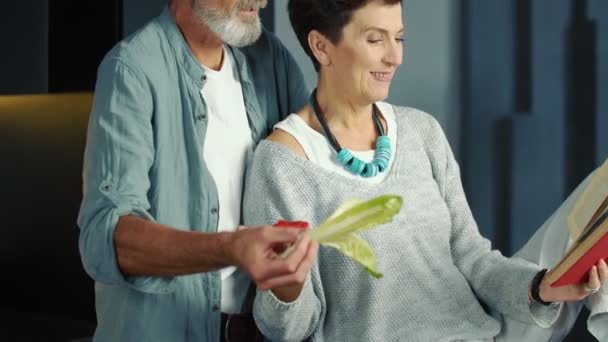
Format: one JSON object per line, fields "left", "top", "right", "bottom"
{"left": 308, "top": 30, "right": 332, "bottom": 67}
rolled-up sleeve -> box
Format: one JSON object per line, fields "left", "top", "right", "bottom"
{"left": 77, "top": 57, "right": 176, "bottom": 294}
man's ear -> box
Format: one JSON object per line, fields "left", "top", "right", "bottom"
{"left": 308, "top": 30, "right": 332, "bottom": 67}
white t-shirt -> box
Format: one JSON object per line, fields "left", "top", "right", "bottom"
{"left": 201, "top": 46, "right": 252, "bottom": 314}
{"left": 274, "top": 102, "right": 398, "bottom": 183}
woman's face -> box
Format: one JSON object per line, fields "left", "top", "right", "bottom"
{"left": 323, "top": 1, "right": 403, "bottom": 104}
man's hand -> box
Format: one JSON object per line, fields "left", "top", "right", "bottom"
{"left": 224, "top": 225, "right": 318, "bottom": 292}
{"left": 539, "top": 259, "right": 608, "bottom": 303}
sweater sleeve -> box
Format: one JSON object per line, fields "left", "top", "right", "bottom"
{"left": 418, "top": 113, "right": 560, "bottom": 327}
{"left": 243, "top": 142, "right": 324, "bottom": 341}
{"left": 587, "top": 292, "right": 608, "bottom": 340}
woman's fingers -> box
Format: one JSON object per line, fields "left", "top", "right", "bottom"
{"left": 584, "top": 265, "right": 601, "bottom": 294}
{"left": 584, "top": 259, "right": 608, "bottom": 296}
{"left": 541, "top": 260, "right": 608, "bottom": 302}
{"left": 598, "top": 259, "right": 608, "bottom": 283}
{"left": 257, "top": 234, "right": 314, "bottom": 287}
{"left": 235, "top": 226, "right": 310, "bottom": 285}
{"left": 258, "top": 241, "right": 318, "bottom": 291}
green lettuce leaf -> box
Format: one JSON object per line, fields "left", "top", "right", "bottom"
{"left": 321, "top": 233, "right": 384, "bottom": 278}
{"left": 310, "top": 195, "right": 403, "bottom": 278}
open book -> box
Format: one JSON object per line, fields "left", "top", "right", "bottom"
{"left": 545, "top": 159, "right": 608, "bottom": 287}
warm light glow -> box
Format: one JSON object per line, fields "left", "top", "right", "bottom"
{"left": 0, "top": 93, "right": 93, "bottom": 135}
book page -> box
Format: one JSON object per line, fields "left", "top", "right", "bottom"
{"left": 567, "top": 159, "right": 608, "bottom": 240}
{"left": 547, "top": 210, "right": 608, "bottom": 284}
{"left": 547, "top": 196, "right": 608, "bottom": 285}
{"left": 576, "top": 204, "right": 608, "bottom": 244}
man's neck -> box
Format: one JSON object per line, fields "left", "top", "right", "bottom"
{"left": 170, "top": 1, "right": 224, "bottom": 70}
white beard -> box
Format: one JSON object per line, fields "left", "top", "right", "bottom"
{"left": 194, "top": 1, "right": 264, "bottom": 47}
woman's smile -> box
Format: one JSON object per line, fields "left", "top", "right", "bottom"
{"left": 370, "top": 71, "right": 395, "bottom": 83}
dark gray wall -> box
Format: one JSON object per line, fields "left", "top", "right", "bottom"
{"left": 593, "top": 0, "right": 608, "bottom": 163}
{"left": 390, "top": 0, "right": 461, "bottom": 147}
{"left": 463, "top": 0, "right": 607, "bottom": 255}
{"left": 123, "top": 0, "right": 168, "bottom": 36}
{"left": 509, "top": 0, "right": 571, "bottom": 251}
{"left": 0, "top": 1, "right": 48, "bottom": 94}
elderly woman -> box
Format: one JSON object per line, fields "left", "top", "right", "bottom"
{"left": 243, "top": 0, "right": 607, "bottom": 341}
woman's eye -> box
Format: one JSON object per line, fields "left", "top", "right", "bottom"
{"left": 396, "top": 37, "right": 404, "bottom": 43}
{"left": 367, "top": 37, "right": 382, "bottom": 44}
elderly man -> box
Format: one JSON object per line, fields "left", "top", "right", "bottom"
{"left": 77, "top": 0, "right": 317, "bottom": 341}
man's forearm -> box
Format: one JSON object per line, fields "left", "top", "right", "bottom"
{"left": 114, "top": 215, "right": 234, "bottom": 277}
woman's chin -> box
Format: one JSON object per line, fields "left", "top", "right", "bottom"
{"left": 368, "top": 90, "right": 390, "bottom": 103}
{"left": 365, "top": 84, "right": 391, "bottom": 102}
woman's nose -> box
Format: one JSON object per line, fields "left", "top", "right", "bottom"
{"left": 383, "top": 40, "right": 403, "bottom": 67}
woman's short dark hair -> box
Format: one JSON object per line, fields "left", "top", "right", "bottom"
{"left": 288, "top": 0, "right": 402, "bottom": 71}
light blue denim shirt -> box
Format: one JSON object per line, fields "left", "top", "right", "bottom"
{"left": 77, "top": 7, "right": 308, "bottom": 342}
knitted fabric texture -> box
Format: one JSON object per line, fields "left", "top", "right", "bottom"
{"left": 243, "top": 106, "right": 560, "bottom": 342}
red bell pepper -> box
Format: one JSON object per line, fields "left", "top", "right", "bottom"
{"left": 271, "top": 220, "right": 310, "bottom": 255}
{"left": 273, "top": 220, "right": 310, "bottom": 230}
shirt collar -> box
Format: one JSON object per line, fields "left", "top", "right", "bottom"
{"left": 157, "top": 7, "right": 264, "bottom": 140}
{"left": 157, "top": 7, "right": 253, "bottom": 90}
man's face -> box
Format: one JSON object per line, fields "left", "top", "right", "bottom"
{"left": 193, "top": 0, "right": 268, "bottom": 47}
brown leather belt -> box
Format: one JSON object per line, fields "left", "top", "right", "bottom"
{"left": 220, "top": 312, "right": 264, "bottom": 342}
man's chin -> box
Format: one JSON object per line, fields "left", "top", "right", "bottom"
{"left": 224, "top": 27, "right": 262, "bottom": 47}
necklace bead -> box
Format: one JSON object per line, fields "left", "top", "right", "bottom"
{"left": 309, "top": 89, "right": 392, "bottom": 178}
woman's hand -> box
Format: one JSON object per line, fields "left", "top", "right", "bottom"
{"left": 539, "top": 259, "right": 608, "bottom": 303}
{"left": 268, "top": 233, "right": 319, "bottom": 302}
{"left": 226, "top": 225, "right": 316, "bottom": 292}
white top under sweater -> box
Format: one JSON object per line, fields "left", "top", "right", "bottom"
{"left": 243, "top": 105, "right": 560, "bottom": 342}
{"left": 273, "top": 101, "right": 398, "bottom": 183}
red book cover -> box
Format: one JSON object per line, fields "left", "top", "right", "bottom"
{"left": 548, "top": 160, "right": 608, "bottom": 287}
{"left": 551, "top": 228, "right": 608, "bottom": 287}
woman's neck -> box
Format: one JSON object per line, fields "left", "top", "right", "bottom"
{"left": 310, "top": 75, "right": 383, "bottom": 151}
{"left": 315, "top": 77, "right": 373, "bottom": 131}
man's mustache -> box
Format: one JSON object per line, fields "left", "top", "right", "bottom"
{"left": 237, "top": 0, "right": 268, "bottom": 11}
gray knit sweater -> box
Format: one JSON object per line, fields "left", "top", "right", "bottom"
{"left": 243, "top": 106, "right": 559, "bottom": 342}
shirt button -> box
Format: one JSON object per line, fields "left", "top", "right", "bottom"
{"left": 211, "top": 304, "right": 219, "bottom": 312}
{"left": 197, "top": 114, "right": 206, "bottom": 121}
{"left": 211, "top": 208, "right": 219, "bottom": 215}
{"left": 201, "top": 75, "right": 207, "bottom": 81}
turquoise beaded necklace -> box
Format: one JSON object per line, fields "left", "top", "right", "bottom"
{"left": 309, "top": 89, "right": 392, "bottom": 178}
